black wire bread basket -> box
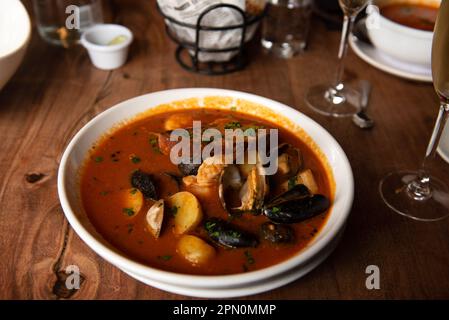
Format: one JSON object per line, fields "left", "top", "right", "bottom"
{"left": 157, "top": 2, "right": 267, "bottom": 75}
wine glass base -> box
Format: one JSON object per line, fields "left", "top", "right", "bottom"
{"left": 305, "top": 83, "right": 361, "bottom": 117}
{"left": 379, "top": 170, "right": 449, "bottom": 222}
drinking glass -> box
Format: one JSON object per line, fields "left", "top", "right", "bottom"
{"left": 379, "top": 0, "right": 449, "bottom": 221}
{"left": 32, "top": 0, "right": 103, "bottom": 47}
{"left": 261, "top": 0, "right": 313, "bottom": 58}
{"left": 305, "top": 0, "right": 369, "bottom": 117}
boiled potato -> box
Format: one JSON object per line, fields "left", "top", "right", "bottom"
{"left": 177, "top": 235, "right": 215, "bottom": 265}
{"left": 167, "top": 191, "right": 203, "bottom": 234}
{"left": 279, "top": 169, "right": 319, "bottom": 194}
{"left": 120, "top": 188, "right": 143, "bottom": 217}
{"left": 297, "top": 169, "right": 319, "bottom": 194}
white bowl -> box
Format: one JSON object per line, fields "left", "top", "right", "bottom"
{"left": 0, "top": 0, "right": 31, "bottom": 91}
{"left": 366, "top": 0, "right": 440, "bottom": 67}
{"left": 57, "top": 88, "right": 354, "bottom": 297}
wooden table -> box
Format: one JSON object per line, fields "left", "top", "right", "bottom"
{"left": 1, "top": 0, "right": 448, "bottom": 300}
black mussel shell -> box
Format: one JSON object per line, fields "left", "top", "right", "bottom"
{"left": 268, "top": 184, "right": 310, "bottom": 207}
{"left": 204, "top": 218, "right": 259, "bottom": 248}
{"left": 263, "top": 194, "right": 330, "bottom": 224}
{"left": 178, "top": 162, "right": 201, "bottom": 176}
{"left": 260, "top": 222, "right": 295, "bottom": 243}
{"left": 130, "top": 170, "right": 157, "bottom": 200}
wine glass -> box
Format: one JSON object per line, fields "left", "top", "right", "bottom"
{"left": 379, "top": 0, "right": 449, "bottom": 221}
{"left": 305, "top": 0, "right": 369, "bottom": 117}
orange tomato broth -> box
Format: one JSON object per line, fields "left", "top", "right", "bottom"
{"left": 381, "top": 3, "right": 439, "bottom": 31}
{"left": 80, "top": 97, "right": 335, "bottom": 275}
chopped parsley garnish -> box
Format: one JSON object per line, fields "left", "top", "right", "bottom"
{"left": 130, "top": 155, "right": 141, "bottom": 164}
{"left": 158, "top": 255, "right": 172, "bottom": 261}
{"left": 123, "top": 208, "right": 135, "bottom": 216}
{"left": 227, "top": 230, "right": 241, "bottom": 238}
{"left": 149, "top": 136, "right": 162, "bottom": 154}
{"left": 224, "top": 121, "right": 242, "bottom": 129}
{"left": 244, "top": 250, "right": 255, "bottom": 265}
{"left": 94, "top": 156, "right": 103, "bottom": 163}
{"left": 230, "top": 106, "right": 237, "bottom": 111}
{"left": 130, "top": 188, "right": 138, "bottom": 195}
{"left": 99, "top": 191, "right": 109, "bottom": 196}
{"left": 288, "top": 176, "right": 297, "bottom": 190}
{"left": 271, "top": 206, "right": 281, "bottom": 214}
{"left": 205, "top": 221, "right": 216, "bottom": 231}
{"left": 149, "top": 137, "right": 157, "bottom": 146}
{"left": 204, "top": 221, "right": 220, "bottom": 238}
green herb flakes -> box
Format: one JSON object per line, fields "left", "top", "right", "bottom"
{"left": 94, "top": 156, "right": 103, "bottom": 163}
{"left": 130, "top": 155, "right": 141, "bottom": 164}
{"left": 123, "top": 208, "right": 135, "bottom": 216}
{"left": 288, "top": 176, "right": 297, "bottom": 190}
{"left": 224, "top": 121, "right": 241, "bottom": 129}
{"left": 244, "top": 250, "right": 255, "bottom": 265}
{"left": 158, "top": 255, "right": 172, "bottom": 261}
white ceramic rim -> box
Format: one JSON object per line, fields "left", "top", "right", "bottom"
{"left": 58, "top": 88, "right": 354, "bottom": 289}
{"left": 349, "top": 36, "right": 432, "bottom": 83}
{"left": 0, "top": 0, "right": 31, "bottom": 59}
{"left": 124, "top": 229, "right": 343, "bottom": 298}
{"left": 80, "top": 24, "right": 133, "bottom": 52}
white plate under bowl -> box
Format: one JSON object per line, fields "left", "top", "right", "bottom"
{"left": 57, "top": 88, "right": 354, "bottom": 297}
{"left": 349, "top": 35, "right": 432, "bottom": 83}
{"left": 437, "top": 121, "right": 449, "bottom": 165}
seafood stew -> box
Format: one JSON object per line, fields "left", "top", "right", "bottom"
{"left": 380, "top": 3, "right": 439, "bottom": 32}
{"left": 80, "top": 104, "right": 333, "bottom": 275}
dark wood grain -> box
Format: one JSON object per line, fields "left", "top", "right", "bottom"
{"left": 0, "top": 0, "right": 448, "bottom": 300}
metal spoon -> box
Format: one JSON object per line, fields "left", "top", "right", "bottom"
{"left": 352, "top": 80, "right": 374, "bottom": 129}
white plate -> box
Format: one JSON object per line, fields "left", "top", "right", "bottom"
{"left": 349, "top": 35, "right": 432, "bottom": 83}
{"left": 438, "top": 121, "right": 449, "bottom": 164}
{"left": 57, "top": 88, "right": 354, "bottom": 298}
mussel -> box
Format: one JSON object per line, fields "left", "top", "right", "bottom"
{"left": 268, "top": 184, "right": 310, "bottom": 207}
{"left": 204, "top": 218, "right": 259, "bottom": 248}
{"left": 260, "top": 222, "right": 294, "bottom": 243}
{"left": 263, "top": 193, "right": 330, "bottom": 224}
{"left": 178, "top": 162, "right": 201, "bottom": 176}
{"left": 130, "top": 170, "right": 157, "bottom": 200}
{"left": 275, "top": 143, "right": 303, "bottom": 178}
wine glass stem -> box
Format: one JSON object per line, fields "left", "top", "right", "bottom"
{"left": 407, "top": 102, "right": 449, "bottom": 200}
{"left": 333, "top": 14, "right": 356, "bottom": 89}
